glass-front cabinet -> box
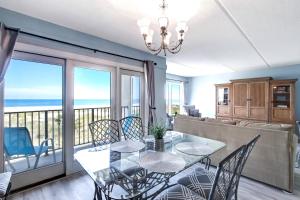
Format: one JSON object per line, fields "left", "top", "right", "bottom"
{"left": 215, "top": 83, "right": 232, "bottom": 118}
{"left": 270, "top": 80, "right": 296, "bottom": 123}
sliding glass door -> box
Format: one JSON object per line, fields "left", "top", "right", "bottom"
{"left": 73, "top": 65, "right": 114, "bottom": 153}
{"left": 3, "top": 52, "right": 65, "bottom": 188}
{"left": 120, "top": 70, "right": 144, "bottom": 119}
{"left": 70, "top": 62, "right": 115, "bottom": 172}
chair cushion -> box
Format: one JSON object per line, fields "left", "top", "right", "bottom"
{"left": 154, "top": 184, "right": 205, "bottom": 200}
{"left": 177, "top": 168, "right": 215, "bottom": 199}
{"left": 0, "top": 172, "right": 12, "bottom": 196}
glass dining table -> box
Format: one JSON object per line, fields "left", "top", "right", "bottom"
{"left": 74, "top": 131, "right": 226, "bottom": 200}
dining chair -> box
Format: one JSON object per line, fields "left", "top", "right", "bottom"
{"left": 175, "top": 135, "right": 260, "bottom": 200}
{"left": 154, "top": 145, "right": 247, "bottom": 200}
{"left": 4, "top": 127, "right": 56, "bottom": 171}
{"left": 89, "top": 119, "right": 120, "bottom": 147}
{"left": 119, "top": 116, "right": 144, "bottom": 141}
{"left": 0, "top": 172, "right": 12, "bottom": 200}
{"left": 88, "top": 119, "right": 144, "bottom": 200}
{"left": 89, "top": 119, "right": 120, "bottom": 200}
{"left": 234, "top": 135, "right": 260, "bottom": 199}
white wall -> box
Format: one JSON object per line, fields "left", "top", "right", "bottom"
{"left": 187, "top": 65, "right": 300, "bottom": 120}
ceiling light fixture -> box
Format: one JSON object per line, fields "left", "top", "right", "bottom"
{"left": 137, "top": 0, "right": 188, "bottom": 56}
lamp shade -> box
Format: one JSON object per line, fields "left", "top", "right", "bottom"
{"left": 146, "top": 29, "right": 154, "bottom": 44}
{"left": 137, "top": 18, "right": 151, "bottom": 35}
{"left": 158, "top": 17, "right": 169, "bottom": 28}
{"left": 176, "top": 21, "right": 188, "bottom": 33}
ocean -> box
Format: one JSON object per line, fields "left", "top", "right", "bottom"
{"left": 4, "top": 99, "right": 141, "bottom": 113}
{"left": 4, "top": 99, "right": 111, "bottom": 107}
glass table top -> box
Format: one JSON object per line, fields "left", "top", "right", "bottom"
{"left": 74, "top": 131, "right": 226, "bottom": 199}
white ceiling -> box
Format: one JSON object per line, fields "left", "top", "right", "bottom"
{"left": 0, "top": 0, "right": 299, "bottom": 77}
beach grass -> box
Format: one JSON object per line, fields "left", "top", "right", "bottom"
{"left": 4, "top": 106, "right": 140, "bottom": 150}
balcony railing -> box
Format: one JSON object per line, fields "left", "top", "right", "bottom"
{"left": 4, "top": 106, "right": 141, "bottom": 151}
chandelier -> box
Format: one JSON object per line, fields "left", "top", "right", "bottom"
{"left": 137, "top": 0, "right": 188, "bottom": 56}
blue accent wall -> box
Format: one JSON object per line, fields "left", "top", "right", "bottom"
{"left": 187, "top": 65, "right": 300, "bottom": 121}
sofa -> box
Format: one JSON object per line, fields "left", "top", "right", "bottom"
{"left": 174, "top": 115, "right": 298, "bottom": 192}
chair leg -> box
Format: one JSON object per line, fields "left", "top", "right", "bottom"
{"left": 206, "top": 157, "right": 211, "bottom": 170}
{"left": 5, "top": 157, "right": 16, "bottom": 172}
{"left": 235, "top": 190, "right": 238, "bottom": 200}
{"left": 26, "top": 156, "right": 31, "bottom": 169}
{"left": 52, "top": 141, "right": 57, "bottom": 163}
{"left": 94, "top": 182, "right": 102, "bottom": 200}
{"left": 34, "top": 154, "right": 41, "bottom": 169}
{"left": 201, "top": 157, "right": 211, "bottom": 170}
{"left": 93, "top": 186, "right": 97, "bottom": 200}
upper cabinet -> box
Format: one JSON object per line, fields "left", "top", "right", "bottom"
{"left": 232, "top": 77, "right": 270, "bottom": 121}
{"left": 248, "top": 79, "right": 270, "bottom": 120}
{"left": 215, "top": 77, "right": 296, "bottom": 124}
{"left": 270, "top": 80, "right": 297, "bottom": 124}
{"left": 232, "top": 82, "right": 248, "bottom": 118}
{"left": 215, "top": 83, "right": 232, "bottom": 118}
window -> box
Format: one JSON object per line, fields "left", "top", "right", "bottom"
{"left": 166, "top": 80, "right": 184, "bottom": 115}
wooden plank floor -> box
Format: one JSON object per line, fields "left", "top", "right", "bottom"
{"left": 8, "top": 171, "right": 300, "bottom": 200}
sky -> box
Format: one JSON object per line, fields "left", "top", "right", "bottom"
{"left": 74, "top": 67, "right": 110, "bottom": 100}
{"left": 5, "top": 59, "right": 139, "bottom": 101}
{"left": 5, "top": 59, "right": 63, "bottom": 99}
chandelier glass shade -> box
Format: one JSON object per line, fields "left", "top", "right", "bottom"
{"left": 137, "top": 0, "right": 188, "bottom": 56}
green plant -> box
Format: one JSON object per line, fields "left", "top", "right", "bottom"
{"left": 150, "top": 123, "right": 167, "bottom": 140}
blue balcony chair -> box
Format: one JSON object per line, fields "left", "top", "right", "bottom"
{"left": 4, "top": 127, "right": 56, "bottom": 171}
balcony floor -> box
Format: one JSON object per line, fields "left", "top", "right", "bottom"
{"left": 5, "top": 150, "right": 63, "bottom": 174}
{"left": 5, "top": 144, "right": 93, "bottom": 174}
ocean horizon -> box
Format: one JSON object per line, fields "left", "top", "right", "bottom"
{"left": 5, "top": 99, "right": 111, "bottom": 107}
{"left": 4, "top": 99, "right": 140, "bottom": 112}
